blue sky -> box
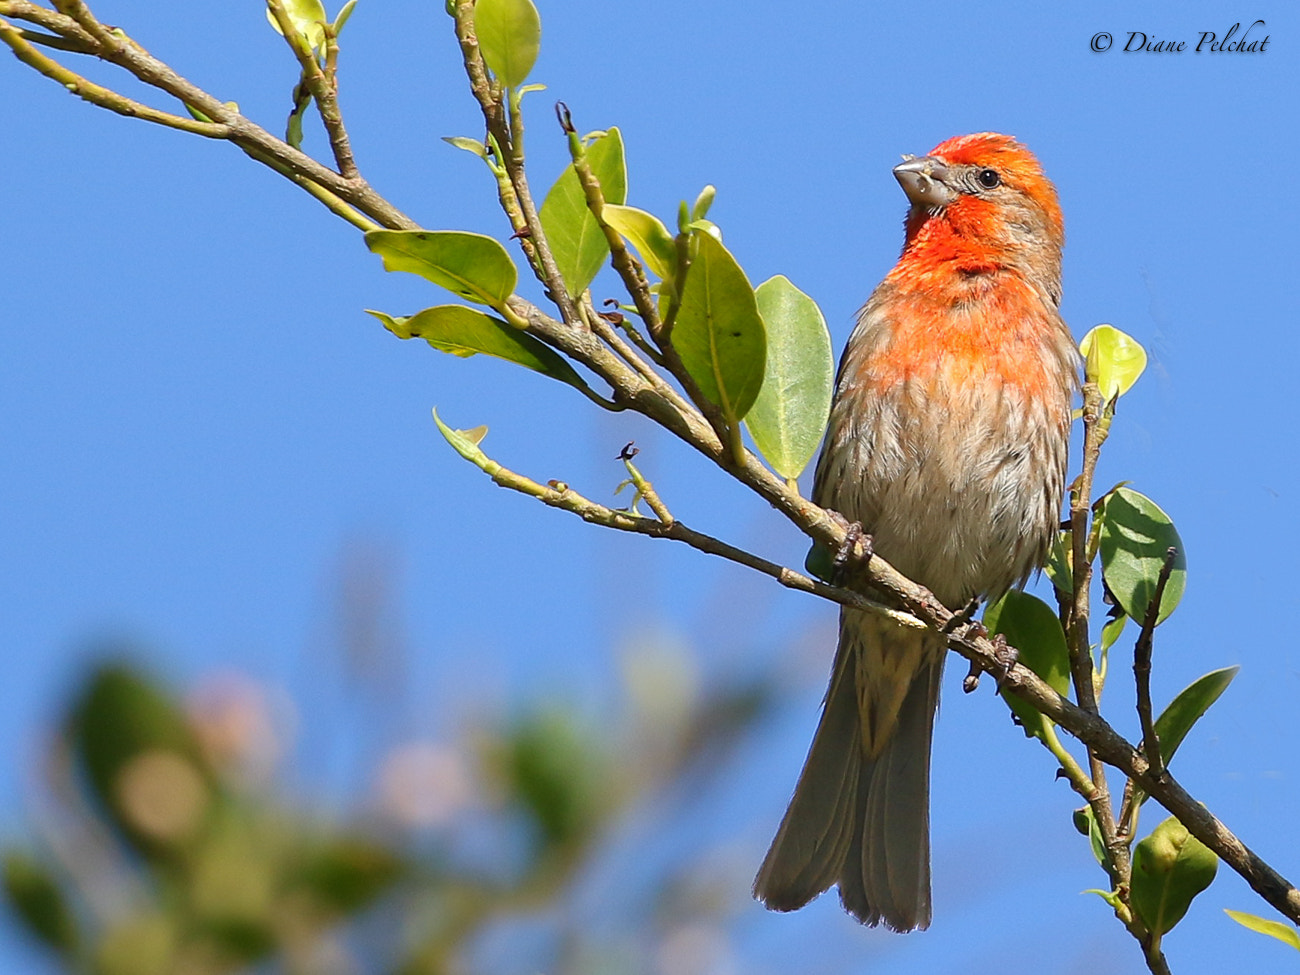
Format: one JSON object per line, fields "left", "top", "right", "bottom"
{"left": 2, "top": 0, "right": 1298, "bottom": 972}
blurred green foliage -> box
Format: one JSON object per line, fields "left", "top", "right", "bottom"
{"left": 3, "top": 641, "right": 775, "bottom": 975}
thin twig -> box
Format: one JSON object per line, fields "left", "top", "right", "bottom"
{"left": 1065, "top": 381, "right": 1132, "bottom": 899}
{"left": 48, "top": 0, "right": 113, "bottom": 47}
{"left": 1134, "top": 547, "right": 1178, "bottom": 777}
{"left": 0, "top": 18, "right": 229, "bottom": 135}
{"left": 449, "top": 0, "right": 580, "bottom": 328}
{"left": 453, "top": 440, "right": 923, "bottom": 629}
{"left": 583, "top": 304, "right": 699, "bottom": 420}
{"left": 0, "top": 0, "right": 95, "bottom": 44}
{"left": 7, "top": 22, "right": 90, "bottom": 52}
{"left": 4, "top": 0, "right": 415, "bottom": 228}
{"left": 265, "top": 0, "right": 359, "bottom": 179}
{"left": 560, "top": 111, "right": 734, "bottom": 448}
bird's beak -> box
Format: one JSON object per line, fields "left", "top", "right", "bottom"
{"left": 893, "top": 154, "right": 957, "bottom": 208}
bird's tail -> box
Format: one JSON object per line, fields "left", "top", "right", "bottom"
{"left": 753, "top": 610, "right": 944, "bottom": 931}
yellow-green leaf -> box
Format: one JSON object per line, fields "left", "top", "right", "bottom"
{"left": 539, "top": 128, "right": 627, "bottom": 297}
{"left": 691, "top": 184, "right": 716, "bottom": 222}
{"left": 745, "top": 275, "right": 833, "bottom": 479}
{"left": 365, "top": 230, "right": 517, "bottom": 311}
{"left": 442, "top": 136, "right": 487, "bottom": 159}
{"left": 333, "top": 0, "right": 357, "bottom": 33}
{"left": 432, "top": 409, "right": 493, "bottom": 467}
{"left": 1080, "top": 324, "right": 1146, "bottom": 401}
{"left": 601, "top": 205, "right": 676, "bottom": 281}
{"left": 473, "top": 0, "right": 541, "bottom": 88}
{"left": 365, "top": 306, "right": 589, "bottom": 393}
{"left": 1225, "top": 910, "right": 1300, "bottom": 951}
{"left": 673, "top": 233, "right": 766, "bottom": 423}
{"left": 266, "top": 0, "right": 327, "bottom": 49}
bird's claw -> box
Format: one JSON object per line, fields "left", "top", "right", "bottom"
{"left": 942, "top": 596, "right": 984, "bottom": 635}
{"left": 827, "top": 511, "right": 873, "bottom": 581}
{"left": 991, "top": 633, "right": 1019, "bottom": 691}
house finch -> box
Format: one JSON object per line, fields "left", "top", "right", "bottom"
{"left": 754, "top": 133, "right": 1078, "bottom": 931}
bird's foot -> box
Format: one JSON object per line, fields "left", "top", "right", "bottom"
{"left": 942, "top": 596, "right": 983, "bottom": 635}
{"left": 827, "top": 510, "right": 873, "bottom": 581}
{"left": 991, "top": 633, "right": 1019, "bottom": 691}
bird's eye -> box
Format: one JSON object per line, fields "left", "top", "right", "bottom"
{"left": 977, "top": 168, "right": 1001, "bottom": 189}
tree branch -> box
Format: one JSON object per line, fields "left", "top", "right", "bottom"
{"left": 441, "top": 417, "right": 1300, "bottom": 927}
{"left": 0, "top": 0, "right": 416, "bottom": 230}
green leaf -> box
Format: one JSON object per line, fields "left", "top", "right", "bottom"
{"left": 1084, "top": 887, "right": 1125, "bottom": 910}
{"left": 287, "top": 100, "right": 307, "bottom": 149}
{"left": 473, "top": 0, "right": 541, "bottom": 88}
{"left": 432, "top": 410, "right": 492, "bottom": 468}
{"left": 1225, "top": 910, "right": 1300, "bottom": 950}
{"left": 1133, "top": 667, "right": 1239, "bottom": 807}
{"left": 96, "top": 912, "right": 177, "bottom": 975}
{"left": 1080, "top": 324, "right": 1147, "bottom": 401}
{"left": 683, "top": 218, "right": 723, "bottom": 241}
{"left": 292, "top": 839, "right": 403, "bottom": 914}
{"left": 1097, "top": 487, "right": 1186, "bottom": 624}
{"left": 442, "top": 136, "right": 487, "bottom": 159}
{"left": 1099, "top": 613, "right": 1127, "bottom": 655}
{"left": 1072, "top": 806, "right": 1109, "bottom": 868}
{"left": 1044, "top": 529, "right": 1072, "bottom": 595}
{"left": 538, "top": 127, "right": 627, "bottom": 297}
{"left": 1154, "top": 666, "right": 1238, "bottom": 765}
{"left": 804, "top": 541, "right": 833, "bottom": 583}
{"left": 673, "top": 233, "right": 767, "bottom": 423}
{"left": 365, "top": 306, "right": 589, "bottom": 393}
{"left": 498, "top": 709, "right": 604, "bottom": 851}
{"left": 982, "top": 590, "right": 1071, "bottom": 742}
{"left": 333, "top": 0, "right": 358, "bottom": 33}
{"left": 691, "top": 184, "right": 716, "bottom": 221}
{"left": 602, "top": 205, "right": 676, "bottom": 281}
{"left": 266, "top": 0, "right": 327, "bottom": 49}
{"left": 1131, "top": 816, "right": 1217, "bottom": 937}
{"left": 745, "top": 275, "right": 833, "bottom": 479}
{"left": 2, "top": 852, "right": 78, "bottom": 956}
{"left": 365, "top": 230, "right": 517, "bottom": 311}
{"left": 69, "top": 663, "right": 210, "bottom": 855}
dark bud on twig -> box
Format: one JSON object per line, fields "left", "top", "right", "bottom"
{"left": 597, "top": 310, "right": 625, "bottom": 326}
{"left": 618, "top": 442, "right": 639, "bottom": 461}
{"left": 555, "top": 101, "right": 574, "bottom": 134}
{"left": 510, "top": 227, "right": 532, "bottom": 240}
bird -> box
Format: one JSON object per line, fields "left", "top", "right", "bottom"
{"left": 753, "top": 133, "right": 1079, "bottom": 931}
